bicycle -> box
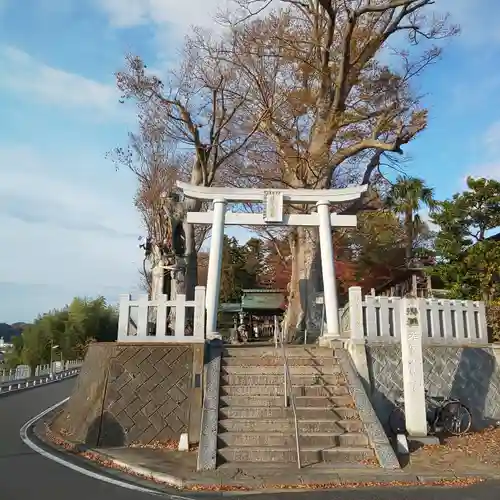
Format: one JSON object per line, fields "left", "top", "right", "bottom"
{"left": 388, "top": 389, "right": 472, "bottom": 436}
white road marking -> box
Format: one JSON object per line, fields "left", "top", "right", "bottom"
{"left": 19, "top": 397, "right": 195, "bottom": 500}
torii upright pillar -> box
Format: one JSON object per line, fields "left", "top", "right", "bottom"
{"left": 317, "top": 200, "right": 340, "bottom": 340}
{"left": 205, "top": 199, "right": 227, "bottom": 338}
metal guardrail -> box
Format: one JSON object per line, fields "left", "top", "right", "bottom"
{"left": 278, "top": 323, "right": 301, "bottom": 469}
{"left": 0, "top": 369, "right": 80, "bottom": 396}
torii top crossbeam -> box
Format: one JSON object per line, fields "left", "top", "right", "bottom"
{"left": 176, "top": 181, "right": 367, "bottom": 204}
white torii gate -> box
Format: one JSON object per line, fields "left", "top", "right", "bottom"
{"left": 177, "top": 181, "right": 366, "bottom": 344}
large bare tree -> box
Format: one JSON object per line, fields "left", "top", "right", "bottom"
{"left": 206, "top": 0, "right": 458, "bottom": 335}
{"left": 110, "top": 108, "right": 193, "bottom": 298}
{"left": 115, "top": 39, "right": 261, "bottom": 299}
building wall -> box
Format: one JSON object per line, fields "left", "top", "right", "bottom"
{"left": 365, "top": 344, "right": 500, "bottom": 431}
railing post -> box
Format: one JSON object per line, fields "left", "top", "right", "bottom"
{"left": 193, "top": 286, "right": 206, "bottom": 340}
{"left": 155, "top": 294, "right": 168, "bottom": 338}
{"left": 346, "top": 286, "right": 370, "bottom": 391}
{"left": 348, "top": 287, "right": 364, "bottom": 340}
{"left": 477, "top": 301, "right": 488, "bottom": 342}
{"left": 174, "top": 294, "right": 187, "bottom": 338}
{"left": 118, "top": 294, "right": 132, "bottom": 340}
{"left": 136, "top": 295, "right": 150, "bottom": 338}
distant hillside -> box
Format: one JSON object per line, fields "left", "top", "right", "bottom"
{"left": 0, "top": 322, "right": 28, "bottom": 342}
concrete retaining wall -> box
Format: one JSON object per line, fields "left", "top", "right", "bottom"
{"left": 362, "top": 343, "right": 500, "bottom": 430}
{"left": 53, "top": 342, "right": 204, "bottom": 447}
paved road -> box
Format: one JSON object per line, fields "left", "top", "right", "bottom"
{"left": 2, "top": 380, "right": 500, "bottom": 500}
{"left": 0, "top": 379, "right": 165, "bottom": 500}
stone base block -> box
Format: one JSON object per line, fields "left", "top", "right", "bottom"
{"left": 408, "top": 435, "right": 440, "bottom": 447}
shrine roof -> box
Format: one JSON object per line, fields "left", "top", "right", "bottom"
{"left": 219, "top": 303, "right": 241, "bottom": 313}
{"left": 241, "top": 290, "right": 286, "bottom": 311}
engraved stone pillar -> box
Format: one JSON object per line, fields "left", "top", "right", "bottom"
{"left": 400, "top": 297, "right": 427, "bottom": 437}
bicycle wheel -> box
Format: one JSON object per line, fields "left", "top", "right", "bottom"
{"left": 388, "top": 406, "right": 407, "bottom": 435}
{"left": 440, "top": 401, "right": 472, "bottom": 436}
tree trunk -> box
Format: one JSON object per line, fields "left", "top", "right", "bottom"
{"left": 283, "top": 226, "right": 323, "bottom": 343}
{"left": 182, "top": 197, "right": 201, "bottom": 300}
{"left": 404, "top": 210, "right": 414, "bottom": 266}
{"left": 170, "top": 159, "right": 204, "bottom": 301}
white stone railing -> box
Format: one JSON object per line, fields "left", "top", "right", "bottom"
{"left": 34, "top": 364, "right": 52, "bottom": 376}
{"left": 0, "top": 360, "right": 83, "bottom": 384}
{"left": 64, "top": 359, "right": 82, "bottom": 369}
{"left": 117, "top": 286, "right": 206, "bottom": 343}
{"left": 343, "top": 286, "right": 488, "bottom": 344}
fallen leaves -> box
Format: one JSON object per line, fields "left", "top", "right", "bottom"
{"left": 410, "top": 425, "right": 500, "bottom": 468}
{"left": 184, "top": 477, "right": 484, "bottom": 492}
{"left": 42, "top": 426, "right": 486, "bottom": 492}
{"left": 130, "top": 440, "right": 199, "bottom": 452}
{"left": 130, "top": 439, "right": 179, "bottom": 450}
{"left": 358, "top": 457, "right": 379, "bottom": 466}
{"left": 39, "top": 412, "right": 494, "bottom": 493}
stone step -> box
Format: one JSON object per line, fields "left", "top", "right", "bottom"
{"left": 219, "top": 395, "right": 353, "bottom": 408}
{"left": 294, "top": 396, "right": 354, "bottom": 407}
{"left": 221, "top": 364, "right": 342, "bottom": 375}
{"left": 221, "top": 356, "right": 338, "bottom": 367}
{"left": 216, "top": 462, "right": 380, "bottom": 475}
{"left": 218, "top": 432, "right": 369, "bottom": 448}
{"left": 222, "top": 347, "right": 334, "bottom": 358}
{"left": 221, "top": 373, "right": 345, "bottom": 386}
{"left": 217, "top": 446, "right": 374, "bottom": 464}
{"left": 220, "top": 384, "right": 350, "bottom": 397}
{"left": 219, "top": 406, "right": 358, "bottom": 420}
{"left": 219, "top": 418, "right": 363, "bottom": 433}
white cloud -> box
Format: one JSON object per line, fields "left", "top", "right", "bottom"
{"left": 420, "top": 209, "right": 438, "bottom": 233}
{"left": 97, "top": 0, "right": 228, "bottom": 31}
{"left": 439, "top": 0, "right": 500, "bottom": 47}
{"left": 96, "top": 0, "right": 500, "bottom": 47}
{"left": 0, "top": 45, "right": 124, "bottom": 119}
{"left": 466, "top": 163, "right": 500, "bottom": 181}
{"left": 484, "top": 121, "right": 500, "bottom": 153}
{"left": 0, "top": 144, "right": 144, "bottom": 318}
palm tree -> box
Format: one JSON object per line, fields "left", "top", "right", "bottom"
{"left": 386, "top": 176, "right": 437, "bottom": 266}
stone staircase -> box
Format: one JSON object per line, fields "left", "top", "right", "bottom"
{"left": 217, "top": 345, "right": 376, "bottom": 468}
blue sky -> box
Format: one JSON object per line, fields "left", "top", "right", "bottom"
{"left": 0, "top": 0, "right": 499, "bottom": 323}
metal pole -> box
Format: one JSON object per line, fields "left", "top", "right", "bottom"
{"left": 50, "top": 340, "right": 53, "bottom": 374}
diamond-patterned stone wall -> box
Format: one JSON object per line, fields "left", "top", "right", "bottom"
{"left": 366, "top": 345, "right": 500, "bottom": 430}
{"left": 53, "top": 343, "right": 195, "bottom": 448}
{"left": 100, "top": 345, "right": 193, "bottom": 446}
